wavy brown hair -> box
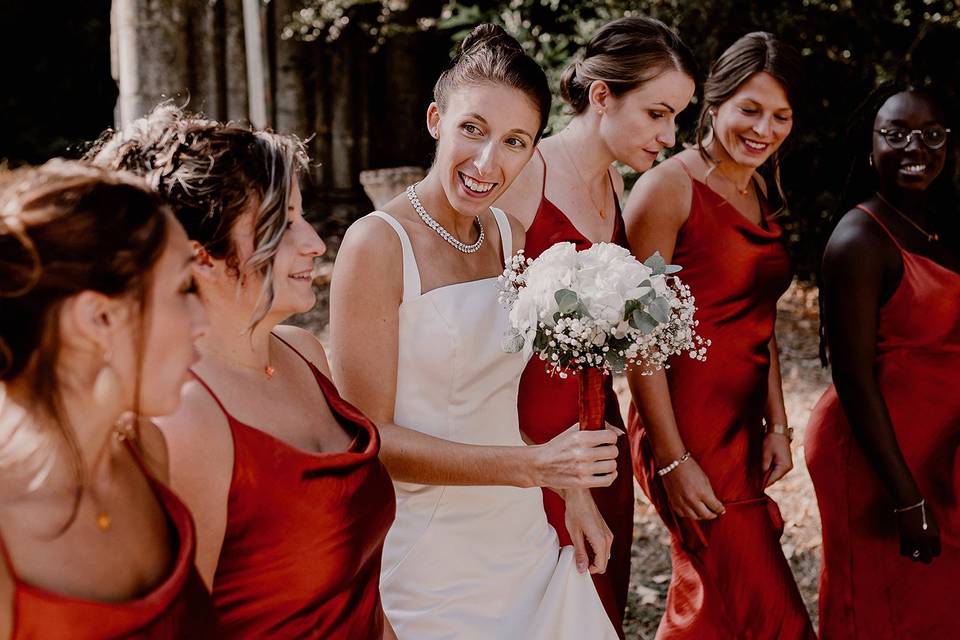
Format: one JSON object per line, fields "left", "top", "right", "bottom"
{"left": 0, "top": 160, "right": 169, "bottom": 518}
{"left": 696, "top": 32, "right": 805, "bottom": 212}
{"left": 87, "top": 104, "right": 310, "bottom": 331}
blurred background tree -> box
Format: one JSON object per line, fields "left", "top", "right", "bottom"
{"left": 288, "top": 0, "right": 960, "bottom": 274}
{"left": 2, "top": 0, "right": 958, "bottom": 275}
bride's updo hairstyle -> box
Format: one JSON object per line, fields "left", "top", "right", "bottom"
{"left": 87, "top": 104, "right": 309, "bottom": 330}
{"left": 433, "top": 23, "right": 552, "bottom": 140}
{"left": 0, "top": 160, "right": 168, "bottom": 497}
{"left": 559, "top": 16, "right": 696, "bottom": 114}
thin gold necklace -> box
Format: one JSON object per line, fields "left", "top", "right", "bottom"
{"left": 559, "top": 135, "right": 607, "bottom": 220}
{"left": 709, "top": 161, "right": 752, "bottom": 196}
{"left": 875, "top": 192, "right": 939, "bottom": 242}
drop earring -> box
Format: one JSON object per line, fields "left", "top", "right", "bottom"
{"left": 92, "top": 349, "right": 121, "bottom": 407}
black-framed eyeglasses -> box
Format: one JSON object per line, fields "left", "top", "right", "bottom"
{"left": 874, "top": 126, "right": 951, "bottom": 150}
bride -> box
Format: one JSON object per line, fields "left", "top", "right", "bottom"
{"left": 330, "top": 24, "right": 621, "bottom": 640}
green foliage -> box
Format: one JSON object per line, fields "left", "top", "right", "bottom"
{"left": 291, "top": 0, "right": 960, "bottom": 275}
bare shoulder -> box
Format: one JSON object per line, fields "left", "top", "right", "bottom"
{"left": 624, "top": 157, "right": 692, "bottom": 225}
{"left": 494, "top": 148, "right": 545, "bottom": 229}
{"left": 273, "top": 324, "right": 331, "bottom": 377}
{"left": 154, "top": 377, "right": 232, "bottom": 458}
{"left": 824, "top": 207, "right": 897, "bottom": 270}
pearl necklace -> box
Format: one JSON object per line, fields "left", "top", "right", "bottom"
{"left": 406, "top": 184, "right": 484, "bottom": 254}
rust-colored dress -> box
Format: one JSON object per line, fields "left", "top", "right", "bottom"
{"left": 806, "top": 205, "right": 960, "bottom": 639}
{"left": 0, "top": 442, "right": 218, "bottom": 639}
{"left": 628, "top": 158, "right": 813, "bottom": 639}
{"left": 517, "top": 150, "right": 633, "bottom": 636}
{"left": 193, "top": 334, "right": 396, "bottom": 639}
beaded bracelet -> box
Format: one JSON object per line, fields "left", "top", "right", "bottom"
{"left": 656, "top": 451, "right": 691, "bottom": 477}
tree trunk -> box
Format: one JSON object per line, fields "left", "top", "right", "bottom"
{"left": 223, "top": 0, "right": 248, "bottom": 121}
{"left": 271, "top": 0, "right": 308, "bottom": 138}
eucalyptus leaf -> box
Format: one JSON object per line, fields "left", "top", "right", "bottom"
{"left": 630, "top": 309, "right": 658, "bottom": 334}
{"left": 643, "top": 252, "right": 667, "bottom": 276}
{"left": 647, "top": 297, "right": 671, "bottom": 324}
{"left": 555, "top": 289, "right": 579, "bottom": 315}
{"left": 665, "top": 264, "right": 683, "bottom": 275}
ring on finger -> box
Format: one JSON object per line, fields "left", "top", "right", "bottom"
{"left": 912, "top": 549, "right": 921, "bottom": 559}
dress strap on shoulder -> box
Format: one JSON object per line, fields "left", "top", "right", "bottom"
{"left": 365, "top": 211, "right": 422, "bottom": 303}
{"left": 535, "top": 147, "right": 548, "bottom": 200}
{"left": 490, "top": 207, "right": 513, "bottom": 262}
{"left": 271, "top": 331, "right": 315, "bottom": 370}
{"left": 672, "top": 156, "right": 695, "bottom": 178}
{"left": 856, "top": 203, "right": 905, "bottom": 251}
{"left": 189, "top": 370, "right": 231, "bottom": 417}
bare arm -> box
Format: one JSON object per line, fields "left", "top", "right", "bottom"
{"left": 329, "top": 215, "right": 618, "bottom": 490}
{"left": 623, "top": 161, "right": 725, "bottom": 520}
{"left": 761, "top": 334, "right": 794, "bottom": 486}
{"left": 822, "top": 211, "right": 939, "bottom": 562}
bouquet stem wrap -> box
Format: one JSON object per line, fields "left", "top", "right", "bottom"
{"left": 578, "top": 367, "right": 606, "bottom": 431}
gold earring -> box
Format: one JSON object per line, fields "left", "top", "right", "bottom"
{"left": 868, "top": 154, "right": 874, "bottom": 167}
{"left": 597, "top": 109, "right": 605, "bottom": 116}
{"left": 93, "top": 349, "right": 122, "bottom": 407}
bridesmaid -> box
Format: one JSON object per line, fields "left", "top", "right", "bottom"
{"left": 89, "top": 108, "right": 397, "bottom": 638}
{"left": 331, "top": 24, "right": 619, "bottom": 639}
{"left": 622, "top": 33, "right": 814, "bottom": 638}
{"left": 808, "top": 84, "right": 960, "bottom": 639}
{"left": 0, "top": 161, "right": 215, "bottom": 637}
{"left": 496, "top": 17, "right": 696, "bottom": 633}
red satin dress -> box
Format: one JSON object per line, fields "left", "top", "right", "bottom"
{"left": 193, "top": 334, "right": 396, "bottom": 639}
{"left": 806, "top": 205, "right": 960, "bottom": 639}
{"left": 628, "top": 158, "right": 813, "bottom": 639}
{"left": 0, "top": 440, "right": 218, "bottom": 639}
{"left": 517, "top": 150, "right": 633, "bottom": 636}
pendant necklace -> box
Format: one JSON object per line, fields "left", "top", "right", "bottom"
{"left": 406, "top": 184, "right": 484, "bottom": 253}
{"left": 875, "top": 192, "right": 940, "bottom": 242}
{"left": 560, "top": 135, "right": 607, "bottom": 220}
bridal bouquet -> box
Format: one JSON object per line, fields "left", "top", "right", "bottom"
{"left": 498, "top": 242, "right": 708, "bottom": 429}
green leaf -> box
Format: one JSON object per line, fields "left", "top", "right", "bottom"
{"left": 555, "top": 288, "right": 579, "bottom": 315}
{"left": 647, "top": 297, "right": 671, "bottom": 324}
{"left": 664, "top": 264, "right": 683, "bottom": 275}
{"left": 630, "top": 309, "right": 658, "bottom": 334}
{"left": 643, "top": 252, "right": 667, "bottom": 276}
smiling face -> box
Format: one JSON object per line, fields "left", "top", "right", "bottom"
{"left": 712, "top": 71, "right": 794, "bottom": 168}
{"left": 231, "top": 178, "right": 326, "bottom": 320}
{"left": 871, "top": 91, "right": 948, "bottom": 193}
{"left": 599, "top": 69, "right": 696, "bottom": 171}
{"left": 428, "top": 82, "right": 541, "bottom": 216}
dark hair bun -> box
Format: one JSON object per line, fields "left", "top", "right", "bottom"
{"left": 459, "top": 23, "right": 522, "bottom": 57}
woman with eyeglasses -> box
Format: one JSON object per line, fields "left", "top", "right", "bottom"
{"left": 807, "top": 83, "right": 960, "bottom": 639}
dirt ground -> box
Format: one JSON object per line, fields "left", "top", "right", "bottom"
{"left": 291, "top": 278, "right": 830, "bottom": 638}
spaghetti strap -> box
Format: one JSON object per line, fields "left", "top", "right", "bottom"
{"left": 535, "top": 147, "right": 548, "bottom": 200}
{"left": 856, "top": 203, "right": 906, "bottom": 251}
{"left": 490, "top": 207, "right": 512, "bottom": 261}
{"left": 190, "top": 370, "right": 231, "bottom": 417}
{"left": 271, "top": 332, "right": 317, "bottom": 371}
{"left": 365, "top": 211, "right": 422, "bottom": 303}
{"left": 672, "top": 156, "right": 695, "bottom": 178}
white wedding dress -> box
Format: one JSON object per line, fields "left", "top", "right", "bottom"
{"left": 369, "top": 209, "right": 617, "bottom": 640}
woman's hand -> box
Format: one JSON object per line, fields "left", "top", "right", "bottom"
{"left": 896, "top": 501, "right": 941, "bottom": 564}
{"left": 533, "top": 424, "right": 620, "bottom": 491}
{"left": 762, "top": 432, "right": 794, "bottom": 487}
{"left": 661, "top": 456, "right": 725, "bottom": 520}
{"left": 561, "top": 488, "right": 613, "bottom": 574}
